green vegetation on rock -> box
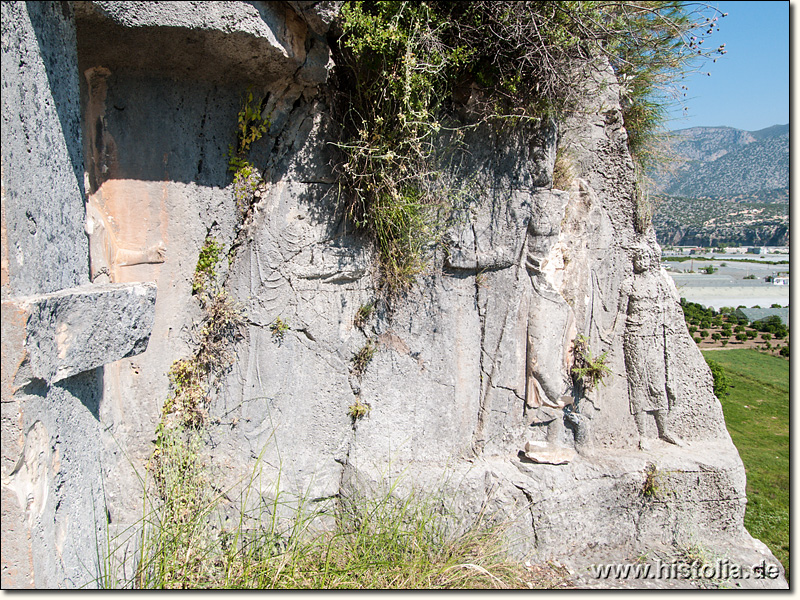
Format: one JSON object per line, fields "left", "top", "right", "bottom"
{"left": 332, "top": 1, "right": 726, "bottom": 292}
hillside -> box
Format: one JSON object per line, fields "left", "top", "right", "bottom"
{"left": 650, "top": 124, "right": 789, "bottom": 247}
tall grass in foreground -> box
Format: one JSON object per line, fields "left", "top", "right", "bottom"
{"left": 702, "top": 349, "right": 789, "bottom": 581}
{"left": 95, "top": 426, "right": 565, "bottom": 589}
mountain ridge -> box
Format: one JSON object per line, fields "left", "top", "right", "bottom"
{"left": 651, "top": 123, "right": 789, "bottom": 247}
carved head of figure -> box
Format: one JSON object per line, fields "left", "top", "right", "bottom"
{"left": 632, "top": 246, "right": 656, "bottom": 274}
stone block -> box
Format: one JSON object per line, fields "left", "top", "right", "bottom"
{"left": 6, "top": 282, "right": 156, "bottom": 384}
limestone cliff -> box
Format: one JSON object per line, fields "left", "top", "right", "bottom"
{"left": 1, "top": 1, "right": 786, "bottom": 588}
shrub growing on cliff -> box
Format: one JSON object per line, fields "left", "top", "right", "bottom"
{"left": 332, "top": 1, "right": 726, "bottom": 292}
{"left": 193, "top": 236, "right": 223, "bottom": 294}
{"left": 571, "top": 335, "right": 610, "bottom": 390}
{"left": 704, "top": 358, "right": 729, "bottom": 399}
{"left": 227, "top": 89, "right": 270, "bottom": 173}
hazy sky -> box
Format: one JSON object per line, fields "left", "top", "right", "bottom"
{"left": 665, "top": 1, "right": 790, "bottom": 132}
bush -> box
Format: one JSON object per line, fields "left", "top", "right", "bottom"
{"left": 736, "top": 333, "right": 747, "bottom": 342}
{"left": 571, "top": 335, "right": 611, "bottom": 390}
{"left": 705, "top": 358, "right": 729, "bottom": 399}
{"left": 332, "top": 1, "right": 726, "bottom": 292}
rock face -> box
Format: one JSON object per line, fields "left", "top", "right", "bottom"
{"left": 1, "top": 1, "right": 158, "bottom": 587}
{"left": 1, "top": 1, "right": 785, "bottom": 589}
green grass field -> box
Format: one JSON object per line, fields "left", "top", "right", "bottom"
{"left": 702, "top": 349, "right": 789, "bottom": 581}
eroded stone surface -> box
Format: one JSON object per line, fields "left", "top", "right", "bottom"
{"left": 15, "top": 282, "right": 157, "bottom": 384}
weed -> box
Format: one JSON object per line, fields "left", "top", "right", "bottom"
{"left": 270, "top": 317, "right": 290, "bottom": 343}
{"left": 641, "top": 462, "right": 672, "bottom": 500}
{"left": 642, "top": 463, "right": 658, "bottom": 498}
{"left": 552, "top": 146, "right": 575, "bottom": 190}
{"left": 333, "top": 2, "right": 726, "bottom": 292}
{"left": 348, "top": 399, "right": 371, "bottom": 420}
{"left": 571, "top": 335, "right": 611, "bottom": 390}
{"left": 232, "top": 163, "right": 262, "bottom": 218}
{"left": 354, "top": 301, "right": 375, "bottom": 329}
{"left": 159, "top": 289, "right": 246, "bottom": 433}
{"left": 677, "top": 541, "right": 715, "bottom": 568}
{"left": 227, "top": 89, "right": 270, "bottom": 174}
{"left": 193, "top": 236, "right": 223, "bottom": 295}
{"left": 351, "top": 340, "right": 376, "bottom": 378}
{"left": 101, "top": 444, "right": 553, "bottom": 589}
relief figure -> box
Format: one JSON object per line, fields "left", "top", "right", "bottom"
{"left": 612, "top": 247, "right": 683, "bottom": 449}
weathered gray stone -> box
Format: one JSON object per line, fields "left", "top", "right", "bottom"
{"left": 74, "top": 0, "right": 332, "bottom": 85}
{"left": 1, "top": 0, "right": 88, "bottom": 297}
{"left": 15, "top": 282, "right": 157, "bottom": 384}
{"left": 287, "top": 1, "right": 343, "bottom": 35}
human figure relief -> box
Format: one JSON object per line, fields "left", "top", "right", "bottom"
{"left": 523, "top": 192, "right": 577, "bottom": 447}
{"left": 611, "top": 246, "right": 683, "bottom": 449}
{"left": 85, "top": 196, "right": 165, "bottom": 283}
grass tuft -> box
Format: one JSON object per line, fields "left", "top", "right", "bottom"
{"left": 351, "top": 340, "right": 377, "bottom": 379}
{"left": 354, "top": 301, "right": 375, "bottom": 330}
{"left": 98, "top": 445, "right": 560, "bottom": 589}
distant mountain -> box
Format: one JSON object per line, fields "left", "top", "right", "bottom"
{"left": 650, "top": 124, "right": 789, "bottom": 247}
{"left": 651, "top": 124, "right": 788, "bottom": 197}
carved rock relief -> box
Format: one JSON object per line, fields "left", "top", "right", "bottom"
{"left": 82, "top": 67, "right": 166, "bottom": 284}
{"left": 611, "top": 245, "right": 684, "bottom": 449}
{"left": 2, "top": 422, "right": 53, "bottom": 527}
